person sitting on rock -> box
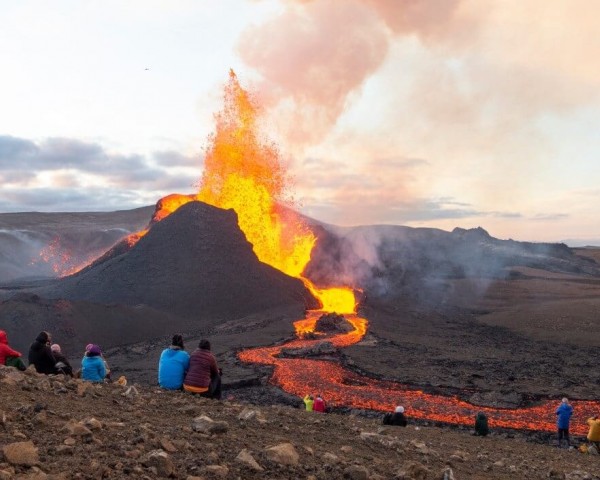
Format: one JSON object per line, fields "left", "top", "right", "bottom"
{"left": 474, "top": 412, "right": 490, "bottom": 436}
{"left": 314, "top": 394, "right": 326, "bottom": 413}
{"left": 85, "top": 343, "right": 111, "bottom": 380}
{"left": 556, "top": 397, "right": 574, "bottom": 448}
{"left": 28, "top": 331, "right": 58, "bottom": 375}
{"left": 586, "top": 416, "right": 600, "bottom": 453}
{"left": 158, "top": 334, "right": 190, "bottom": 390}
{"left": 81, "top": 344, "right": 107, "bottom": 383}
{"left": 303, "top": 394, "right": 314, "bottom": 412}
{"left": 183, "top": 339, "right": 221, "bottom": 399}
{"left": 383, "top": 406, "right": 408, "bottom": 426}
{"left": 0, "top": 329, "right": 26, "bottom": 371}
{"left": 51, "top": 344, "right": 74, "bottom": 377}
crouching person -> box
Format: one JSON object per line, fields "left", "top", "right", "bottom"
{"left": 0, "top": 329, "right": 26, "bottom": 371}
{"left": 82, "top": 344, "right": 106, "bottom": 383}
{"left": 183, "top": 339, "right": 221, "bottom": 399}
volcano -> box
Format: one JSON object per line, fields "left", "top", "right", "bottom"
{"left": 33, "top": 201, "right": 318, "bottom": 320}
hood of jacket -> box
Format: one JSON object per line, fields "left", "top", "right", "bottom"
{"left": 163, "top": 347, "right": 185, "bottom": 359}
{"left": 0, "top": 330, "right": 7, "bottom": 344}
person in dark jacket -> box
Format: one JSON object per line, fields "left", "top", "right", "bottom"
{"left": 158, "top": 334, "right": 190, "bottom": 390}
{"left": 474, "top": 412, "right": 490, "bottom": 436}
{"left": 383, "top": 406, "right": 408, "bottom": 426}
{"left": 82, "top": 344, "right": 106, "bottom": 383}
{"left": 183, "top": 339, "right": 221, "bottom": 399}
{"left": 556, "top": 397, "right": 574, "bottom": 448}
{"left": 0, "top": 329, "right": 26, "bottom": 370}
{"left": 51, "top": 344, "right": 74, "bottom": 377}
{"left": 28, "top": 331, "right": 58, "bottom": 375}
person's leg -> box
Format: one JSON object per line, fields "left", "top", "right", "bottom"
{"left": 557, "top": 429, "right": 564, "bottom": 447}
{"left": 5, "top": 356, "right": 26, "bottom": 371}
{"left": 565, "top": 429, "right": 570, "bottom": 447}
{"left": 209, "top": 375, "right": 222, "bottom": 400}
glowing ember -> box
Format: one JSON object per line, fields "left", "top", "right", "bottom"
{"left": 31, "top": 237, "right": 95, "bottom": 277}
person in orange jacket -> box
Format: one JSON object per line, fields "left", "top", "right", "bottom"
{"left": 0, "top": 330, "right": 26, "bottom": 371}
{"left": 587, "top": 416, "right": 600, "bottom": 452}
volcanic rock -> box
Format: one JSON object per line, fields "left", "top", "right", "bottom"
{"left": 191, "top": 415, "right": 228, "bottom": 435}
{"left": 264, "top": 442, "right": 299, "bottom": 466}
{"left": 314, "top": 313, "right": 354, "bottom": 334}
{"left": 33, "top": 201, "right": 317, "bottom": 321}
{"left": 2, "top": 440, "right": 39, "bottom": 466}
{"left": 280, "top": 341, "right": 337, "bottom": 358}
{"left": 235, "top": 448, "right": 263, "bottom": 471}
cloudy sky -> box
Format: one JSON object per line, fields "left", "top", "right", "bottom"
{"left": 1, "top": 0, "right": 599, "bottom": 244}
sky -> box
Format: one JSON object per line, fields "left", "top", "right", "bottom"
{"left": 1, "top": 0, "right": 599, "bottom": 245}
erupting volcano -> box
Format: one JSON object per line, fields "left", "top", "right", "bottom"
{"left": 16, "top": 71, "right": 600, "bottom": 437}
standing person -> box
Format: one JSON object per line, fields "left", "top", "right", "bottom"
{"left": 0, "top": 330, "right": 26, "bottom": 371}
{"left": 28, "top": 331, "right": 58, "bottom": 375}
{"left": 587, "top": 416, "right": 600, "bottom": 452}
{"left": 303, "top": 394, "right": 314, "bottom": 412}
{"left": 314, "top": 394, "right": 326, "bottom": 413}
{"left": 158, "top": 334, "right": 190, "bottom": 390}
{"left": 556, "top": 397, "right": 574, "bottom": 448}
{"left": 50, "top": 344, "right": 74, "bottom": 377}
{"left": 474, "top": 412, "right": 490, "bottom": 436}
{"left": 81, "top": 344, "right": 106, "bottom": 383}
{"left": 183, "top": 339, "right": 221, "bottom": 399}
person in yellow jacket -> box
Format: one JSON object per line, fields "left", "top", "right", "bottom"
{"left": 587, "top": 416, "right": 600, "bottom": 451}
{"left": 303, "top": 394, "right": 314, "bottom": 412}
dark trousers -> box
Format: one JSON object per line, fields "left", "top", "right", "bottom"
{"left": 5, "top": 356, "right": 27, "bottom": 371}
{"left": 558, "top": 428, "right": 570, "bottom": 446}
{"left": 199, "top": 375, "right": 222, "bottom": 400}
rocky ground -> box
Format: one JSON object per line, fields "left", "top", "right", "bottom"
{"left": 1, "top": 365, "right": 599, "bottom": 480}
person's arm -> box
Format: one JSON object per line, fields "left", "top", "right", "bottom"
{"left": 3, "top": 345, "right": 22, "bottom": 357}
{"left": 210, "top": 356, "right": 219, "bottom": 378}
{"left": 98, "top": 358, "right": 106, "bottom": 379}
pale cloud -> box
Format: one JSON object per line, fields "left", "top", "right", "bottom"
{"left": 0, "top": 135, "right": 198, "bottom": 212}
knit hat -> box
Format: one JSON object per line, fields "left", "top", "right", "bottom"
{"left": 88, "top": 344, "right": 102, "bottom": 355}
{"left": 395, "top": 406, "right": 405, "bottom": 413}
{"left": 562, "top": 397, "right": 569, "bottom": 404}
{"left": 50, "top": 344, "right": 61, "bottom": 353}
{"left": 85, "top": 343, "right": 93, "bottom": 352}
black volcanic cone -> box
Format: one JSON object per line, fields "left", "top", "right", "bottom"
{"left": 35, "top": 201, "right": 319, "bottom": 319}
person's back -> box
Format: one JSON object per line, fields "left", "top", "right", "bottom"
{"left": 556, "top": 401, "right": 573, "bottom": 429}
{"left": 51, "top": 344, "right": 73, "bottom": 377}
{"left": 474, "top": 412, "right": 489, "bottom": 436}
{"left": 82, "top": 345, "right": 106, "bottom": 383}
{"left": 183, "top": 339, "right": 220, "bottom": 398}
{"left": 587, "top": 417, "right": 600, "bottom": 446}
{"left": 159, "top": 335, "right": 190, "bottom": 390}
{"left": 28, "top": 331, "right": 57, "bottom": 375}
{"left": 303, "top": 395, "right": 314, "bottom": 412}
{"left": 314, "top": 396, "right": 326, "bottom": 413}
{"left": 390, "top": 412, "right": 407, "bottom": 426}
{"left": 0, "top": 330, "right": 25, "bottom": 370}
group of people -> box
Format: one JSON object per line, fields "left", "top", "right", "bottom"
{"left": 5, "top": 328, "right": 600, "bottom": 450}
{"left": 0, "top": 329, "right": 110, "bottom": 383}
{"left": 158, "top": 335, "right": 222, "bottom": 399}
{"left": 303, "top": 394, "right": 326, "bottom": 413}
{"left": 555, "top": 397, "right": 600, "bottom": 453}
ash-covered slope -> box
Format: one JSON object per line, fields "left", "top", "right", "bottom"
{"left": 34, "top": 201, "right": 318, "bottom": 318}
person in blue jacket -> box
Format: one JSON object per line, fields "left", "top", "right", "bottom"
{"left": 158, "top": 334, "right": 190, "bottom": 390}
{"left": 556, "top": 397, "right": 574, "bottom": 448}
{"left": 81, "top": 344, "right": 107, "bottom": 383}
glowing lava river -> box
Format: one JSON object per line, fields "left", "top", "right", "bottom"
{"left": 239, "top": 308, "right": 598, "bottom": 436}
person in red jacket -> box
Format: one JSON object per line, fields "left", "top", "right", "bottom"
{"left": 183, "top": 339, "right": 221, "bottom": 399}
{"left": 0, "top": 330, "right": 26, "bottom": 370}
{"left": 314, "top": 394, "right": 326, "bottom": 413}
